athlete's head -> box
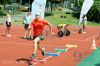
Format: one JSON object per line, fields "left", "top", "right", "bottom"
{"left": 35, "top": 13, "right": 40, "bottom": 21}
{"left": 7, "top": 13, "right": 10, "bottom": 16}
{"left": 82, "top": 14, "right": 86, "bottom": 18}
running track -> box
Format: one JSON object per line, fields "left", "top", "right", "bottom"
{"left": 0, "top": 25, "right": 100, "bottom": 66}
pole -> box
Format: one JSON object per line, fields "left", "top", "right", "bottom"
{"left": 29, "top": 0, "right": 30, "bottom": 12}
{"left": 20, "top": 0, "right": 22, "bottom": 12}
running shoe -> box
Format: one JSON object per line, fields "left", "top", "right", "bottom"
{"left": 31, "top": 54, "right": 37, "bottom": 59}
{"left": 41, "top": 48, "right": 45, "bottom": 56}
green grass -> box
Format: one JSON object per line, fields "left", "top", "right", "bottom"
{"left": 44, "top": 11, "right": 100, "bottom": 26}
{"left": 13, "top": 21, "right": 23, "bottom": 25}
{"left": 12, "top": 11, "right": 100, "bottom": 26}
{"left": 87, "top": 21, "right": 100, "bottom": 26}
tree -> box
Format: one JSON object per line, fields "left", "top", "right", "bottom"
{"left": 46, "top": 0, "right": 61, "bottom": 13}
{"left": 72, "top": 0, "right": 100, "bottom": 23}
{"left": 87, "top": 1, "right": 100, "bottom": 22}
{"left": 0, "top": 0, "right": 11, "bottom": 10}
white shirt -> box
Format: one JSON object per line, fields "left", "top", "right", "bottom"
{"left": 24, "top": 15, "right": 32, "bottom": 24}
{"left": 82, "top": 16, "right": 87, "bottom": 22}
{"left": 7, "top": 15, "right": 11, "bottom": 22}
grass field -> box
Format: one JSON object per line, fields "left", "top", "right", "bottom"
{"left": 12, "top": 11, "right": 100, "bottom": 26}
{"left": 45, "top": 11, "right": 100, "bottom": 26}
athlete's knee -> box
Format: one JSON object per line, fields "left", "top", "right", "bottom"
{"left": 34, "top": 40, "right": 38, "bottom": 44}
{"left": 34, "top": 37, "right": 40, "bottom": 43}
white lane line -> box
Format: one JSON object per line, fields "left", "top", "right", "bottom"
{"left": 84, "top": 34, "right": 99, "bottom": 41}
{"left": 0, "top": 41, "right": 66, "bottom": 48}
{"left": 42, "top": 51, "right": 63, "bottom": 63}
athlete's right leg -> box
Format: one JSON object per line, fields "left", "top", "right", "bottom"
{"left": 83, "top": 23, "right": 85, "bottom": 31}
{"left": 78, "top": 20, "right": 83, "bottom": 34}
{"left": 6, "top": 27, "right": 8, "bottom": 35}
{"left": 24, "top": 24, "right": 28, "bottom": 39}
{"left": 32, "top": 37, "right": 40, "bottom": 58}
{"left": 7, "top": 27, "right": 10, "bottom": 34}
{"left": 6, "top": 22, "right": 8, "bottom": 35}
{"left": 82, "top": 23, "right": 86, "bottom": 33}
{"left": 27, "top": 29, "right": 32, "bottom": 39}
{"left": 24, "top": 29, "right": 27, "bottom": 38}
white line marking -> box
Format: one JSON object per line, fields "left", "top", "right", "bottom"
{"left": 0, "top": 41, "right": 66, "bottom": 48}
{"left": 43, "top": 56, "right": 52, "bottom": 60}
{"left": 84, "top": 34, "right": 99, "bottom": 41}
{"left": 0, "top": 42, "right": 32, "bottom": 45}
{"left": 66, "top": 39, "right": 84, "bottom": 41}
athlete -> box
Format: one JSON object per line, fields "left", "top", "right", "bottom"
{"left": 28, "top": 13, "right": 53, "bottom": 58}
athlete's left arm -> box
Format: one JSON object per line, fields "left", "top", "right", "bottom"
{"left": 43, "top": 20, "right": 53, "bottom": 34}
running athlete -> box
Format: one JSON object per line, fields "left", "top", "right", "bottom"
{"left": 28, "top": 13, "right": 53, "bottom": 58}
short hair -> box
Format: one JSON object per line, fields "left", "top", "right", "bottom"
{"left": 35, "top": 13, "right": 40, "bottom": 16}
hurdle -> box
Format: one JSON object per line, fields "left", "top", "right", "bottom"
{"left": 44, "top": 52, "right": 60, "bottom": 56}
{"left": 55, "top": 48, "right": 68, "bottom": 52}
{"left": 43, "top": 44, "right": 77, "bottom": 57}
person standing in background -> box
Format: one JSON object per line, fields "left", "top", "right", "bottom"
{"left": 6, "top": 13, "right": 12, "bottom": 37}
{"left": 78, "top": 14, "right": 87, "bottom": 34}
{"left": 23, "top": 12, "right": 32, "bottom": 40}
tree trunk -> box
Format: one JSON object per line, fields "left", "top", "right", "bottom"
{"left": 74, "top": 0, "right": 78, "bottom": 7}
{"left": 4, "top": 3, "right": 6, "bottom": 10}
{"left": 51, "top": 2, "right": 53, "bottom": 14}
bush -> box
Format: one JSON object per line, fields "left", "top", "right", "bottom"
{"left": 87, "top": 1, "right": 100, "bottom": 23}
{"left": 0, "top": 10, "right": 7, "bottom": 16}
{"left": 72, "top": 7, "right": 81, "bottom": 18}
{"left": 0, "top": 7, "right": 1, "bottom": 10}
{"left": 72, "top": 0, "right": 83, "bottom": 18}
{"left": 72, "top": 0, "right": 100, "bottom": 23}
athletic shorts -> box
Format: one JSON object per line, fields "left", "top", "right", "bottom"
{"left": 33, "top": 35, "right": 44, "bottom": 41}
{"left": 24, "top": 24, "right": 29, "bottom": 29}
{"left": 6, "top": 21, "right": 11, "bottom": 27}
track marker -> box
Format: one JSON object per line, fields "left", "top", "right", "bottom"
{"left": 91, "top": 38, "right": 97, "bottom": 49}
{"left": 32, "top": 59, "right": 46, "bottom": 64}
{"left": 55, "top": 48, "right": 68, "bottom": 52}
{"left": 84, "top": 34, "right": 99, "bottom": 41}
{"left": 66, "top": 44, "right": 78, "bottom": 48}
{"left": 96, "top": 33, "right": 100, "bottom": 39}
{"left": 44, "top": 52, "right": 60, "bottom": 56}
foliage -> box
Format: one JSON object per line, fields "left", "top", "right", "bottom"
{"left": 72, "top": 0, "right": 100, "bottom": 22}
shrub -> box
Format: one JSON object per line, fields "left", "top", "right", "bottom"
{"left": 72, "top": 0, "right": 100, "bottom": 23}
